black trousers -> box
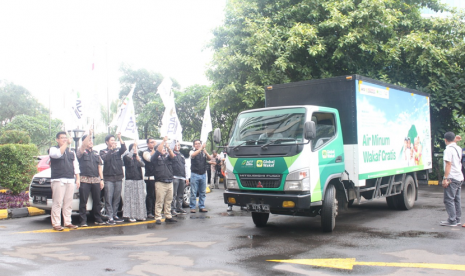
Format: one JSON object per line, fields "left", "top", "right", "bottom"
{"left": 145, "top": 180, "right": 156, "bottom": 215}
{"left": 79, "top": 182, "right": 102, "bottom": 223}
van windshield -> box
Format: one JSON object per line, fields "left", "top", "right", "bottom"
{"left": 229, "top": 108, "right": 306, "bottom": 147}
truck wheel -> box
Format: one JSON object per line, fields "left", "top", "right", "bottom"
{"left": 321, "top": 184, "right": 338, "bottom": 232}
{"left": 251, "top": 212, "right": 269, "bottom": 227}
{"left": 395, "top": 175, "right": 416, "bottom": 210}
{"left": 386, "top": 196, "right": 398, "bottom": 210}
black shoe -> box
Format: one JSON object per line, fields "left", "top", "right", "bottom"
{"left": 106, "top": 220, "right": 116, "bottom": 225}
{"left": 80, "top": 223, "right": 88, "bottom": 227}
{"left": 177, "top": 209, "right": 187, "bottom": 214}
{"left": 114, "top": 216, "right": 124, "bottom": 223}
{"left": 95, "top": 221, "right": 105, "bottom": 225}
{"left": 147, "top": 214, "right": 155, "bottom": 219}
{"left": 155, "top": 220, "right": 162, "bottom": 225}
{"left": 165, "top": 218, "right": 177, "bottom": 223}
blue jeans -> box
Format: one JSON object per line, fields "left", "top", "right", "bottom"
{"left": 104, "top": 180, "right": 122, "bottom": 219}
{"left": 444, "top": 179, "right": 462, "bottom": 223}
{"left": 190, "top": 173, "right": 206, "bottom": 209}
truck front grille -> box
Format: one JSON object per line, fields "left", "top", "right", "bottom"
{"left": 238, "top": 174, "right": 282, "bottom": 188}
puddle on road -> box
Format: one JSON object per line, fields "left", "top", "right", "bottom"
{"left": 362, "top": 230, "right": 450, "bottom": 239}
{"left": 189, "top": 215, "right": 211, "bottom": 219}
{"left": 218, "top": 211, "right": 250, "bottom": 217}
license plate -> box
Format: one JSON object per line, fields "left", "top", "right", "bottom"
{"left": 247, "top": 203, "right": 270, "bottom": 213}
{"left": 33, "top": 196, "right": 47, "bottom": 204}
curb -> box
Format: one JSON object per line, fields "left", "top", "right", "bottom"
{"left": 0, "top": 207, "right": 46, "bottom": 220}
{"left": 428, "top": 180, "right": 439, "bottom": 185}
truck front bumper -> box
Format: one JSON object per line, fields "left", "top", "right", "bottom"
{"left": 223, "top": 190, "right": 312, "bottom": 210}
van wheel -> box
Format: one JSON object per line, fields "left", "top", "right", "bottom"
{"left": 321, "top": 184, "right": 338, "bottom": 232}
{"left": 395, "top": 175, "right": 416, "bottom": 210}
{"left": 252, "top": 212, "right": 269, "bottom": 227}
{"left": 182, "top": 185, "right": 191, "bottom": 208}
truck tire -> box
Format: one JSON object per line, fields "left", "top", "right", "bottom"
{"left": 321, "top": 184, "right": 338, "bottom": 232}
{"left": 395, "top": 175, "right": 416, "bottom": 210}
{"left": 251, "top": 212, "right": 269, "bottom": 227}
{"left": 386, "top": 196, "right": 398, "bottom": 210}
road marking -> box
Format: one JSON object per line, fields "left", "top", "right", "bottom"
{"left": 268, "top": 258, "right": 465, "bottom": 271}
{"left": 19, "top": 219, "right": 162, "bottom": 234}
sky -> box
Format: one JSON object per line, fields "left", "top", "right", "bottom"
{"left": 0, "top": 0, "right": 227, "bottom": 122}
{"left": 0, "top": 0, "right": 464, "bottom": 124}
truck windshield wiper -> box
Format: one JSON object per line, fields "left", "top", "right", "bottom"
{"left": 261, "top": 138, "right": 296, "bottom": 149}
{"left": 233, "top": 140, "right": 258, "bottom": 151}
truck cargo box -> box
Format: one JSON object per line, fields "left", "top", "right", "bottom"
{"left": 265, "top": 75, "right": 432, "bottom": 185}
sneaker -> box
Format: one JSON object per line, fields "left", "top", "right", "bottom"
{"left": 114, "top": 216, "right": 124, "bottom": 223}
{"left": 177, "top": 209, "right": 187, "bottom": 214}
{"left": 95, "top": 221, "right": 105, "bottom": 225}
{"left": 227, "top": 206, "right": 232, "bottom": 212}
{"left": 80, "top": 223, "right": 88, "bottom": 227}
{"left": 190, "top": 209, "right": 196, "bottom": 213}
{"left": 147, "top": 214, "right": 155, "bottom": 219}
{"left": 165, "top": 218, "right": 177, "bottom": 223}
{"left": 137, "top": 218, "right": 146, "bottom": 221}
{"left": 106, "top": 220, "right": 116, "bottom": 225}
{"left": 129, "top": 218, "right": 136, "bottom": 223}
{"left": 457, "top": 221, "right": 462, "bottom": 226}
{"left": 440, "top": 220, "right": 458, "bottom": 227}
{"left": 155, "top": 220, "right": 162, "bottom": 225}
{"left": 171, "top": 211, "right": 178, "bottom": 217}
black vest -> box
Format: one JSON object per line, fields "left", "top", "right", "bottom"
{"left": 123, "top": 154, "right": 143, "bottom": 180}
{"left": 143, "top": 149, "right": 156, "bottom": 177}
{"left": 172, "top": 151, "right": 186, "bottom": 178}
{"left": 100, "top": 148, "right": 124, "bottom": 177}
{"left": 78, "top": 149, "right": 100, "bottom": 177}
{"left": 50, "top": 147, "right": 75, "bottom": 179}
{"left": 152, "top": 152, "right": 173, "bottom": 181}
{"left": 191, "top": 151, "right": 207, "bottom": 175}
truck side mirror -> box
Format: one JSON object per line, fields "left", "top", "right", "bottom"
{"left": 304, "top": 121, "right": 316, "bottom": 140}
{"left": 213, "top": 128, "right": 221, "bottom": 144}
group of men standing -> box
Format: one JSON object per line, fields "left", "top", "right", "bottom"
{"left": 49, "top": 131, "right": 214, "bottom": 230}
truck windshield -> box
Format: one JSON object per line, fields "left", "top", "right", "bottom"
{"left": 229, "top": 108, "right": 306, "bottom": 147}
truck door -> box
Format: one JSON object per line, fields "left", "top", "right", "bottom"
{"left": 311, "top": 111, "right": 345, "bottom": 200}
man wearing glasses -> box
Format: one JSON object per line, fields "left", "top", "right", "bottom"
{"left": 142, "top": 137, "right": 157, "bottom": 218}
{"left": 189, "top": 139, "right": 212, "bottom": 213}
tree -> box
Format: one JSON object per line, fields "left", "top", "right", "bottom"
{"left": 118, "top": 64, "right": 180, "bottom": 139}
{"left": 4, "top": 114, "right": 63, "bottom": 153}
{"left": 207, "top": 0, "right": 465, "bottom": 147}
{"left": 0, "top": 81, "right": 46, "bottom": 125}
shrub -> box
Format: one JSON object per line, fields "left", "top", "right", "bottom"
{"left": 0, "top": 144, "right": 38, "bottom": 194}
{"left": 0, "top": 191, "right": 30, "bottom": 209}
{"left": 0, "top": 130, "right": 31, "bottom": 144}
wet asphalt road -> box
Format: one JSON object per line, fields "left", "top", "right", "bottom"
{"left": 1, "top": 185, "right": 465, "bottom": 276}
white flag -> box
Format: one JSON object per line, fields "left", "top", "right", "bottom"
{"left": 200, "top": 97, "right": 212, "bottom": 144}
{"left": 157, "top": 77, "right": 174, "bottom": 109}
{"left": 115, "top": 84, "right": 139, "bottom": 140}
{"left": 160, "top": 104, "right": 183, "bottom": 141}
{"left": 67, "top": 90, "right": 84, "bottom": 130}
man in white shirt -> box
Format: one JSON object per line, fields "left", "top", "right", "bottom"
{"left": 49, "top": 131, "right": 80, "bottom": 231}
{"left": 441, "top": 131, "right": 464, "bottom": 227}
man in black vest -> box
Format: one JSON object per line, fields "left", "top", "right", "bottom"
{"left": 151, "top": 136, "right": 177, "bottom": 225}
{"left": 142, "top": 137, "right": 156, "bottom": 219}
{"left": 100, "top": 132, "right": 126, "bottom": 225}
{"left": 189, "top": 139, "right": 211, "bottom": 213}
{"left": 77, "top": 130, "right": 105, "bottom": 226}
{"left": 49, "top": 131, "right": 80, "bottom": 231}
{"left": 171, "top": 140, "right": 190, "bottom": 216}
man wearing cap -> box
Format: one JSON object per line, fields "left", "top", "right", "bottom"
{"left": 77, "top": 130, "right": 105, "bottom": 227}
{"left": 441, "top": 131, "right": 464, "bottom": 227}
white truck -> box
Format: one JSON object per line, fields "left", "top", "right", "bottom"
{"left": 214, "top": 75, "right": 432, "bottom": 232}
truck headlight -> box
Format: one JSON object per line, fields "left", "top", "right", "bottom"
{"left": 284, "top": 169, "right": 310, "bottom": 191}
{"left": 225, "top": 169, "right": 238, "bottom": 189}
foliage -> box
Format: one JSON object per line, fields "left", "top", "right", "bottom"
{"left": 207, "top": 0, "right": 465, "bottom": 149}
{"left": 118, "top": 64, "right": 180, "bottom": 140}
{"left": 0, "top": 144, "right": 38, "bottom": 194}
{"left": 0, "top": 191, "right": 30, "bottom": 209}
{"left": 3, "top": 114, "right": 63, "bottom": 154}
{"left": 0, "top": 81, "right": 47, "bottom": 125}
{"left": 0, "top": 130, "right": 31, "bottom": 144}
